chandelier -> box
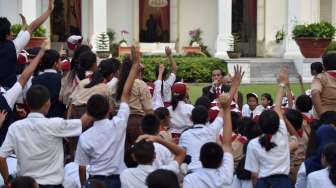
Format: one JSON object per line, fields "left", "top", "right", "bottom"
{"left": 148, "top": 0, "right": 168, "bottom": 7}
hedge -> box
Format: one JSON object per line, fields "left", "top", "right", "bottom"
{"left": 140, "top": 56, "right": 228, "bottom": 82}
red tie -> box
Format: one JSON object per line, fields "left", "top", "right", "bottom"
{"left": 216, "top": 87, "right": 221, "bottom": 98}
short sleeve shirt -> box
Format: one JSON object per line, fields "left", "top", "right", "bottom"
{"left": 311, "top": 72, "right": 336, "bottom": 112}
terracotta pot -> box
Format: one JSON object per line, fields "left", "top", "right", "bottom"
{"left": 26, "top": 37, "right": 48, "bottom": 49}
{"left": 295, "top": 38, "right": 331, "bottom": 58}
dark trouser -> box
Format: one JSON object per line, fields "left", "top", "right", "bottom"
{"left": 87, "top": 175, "right": 121, "bottom": 188}
{"left": 256, "top": 174, "right": 292, "bottom": 188}
{"left": 39, "top": 185, "right": 63, "bottom": 188}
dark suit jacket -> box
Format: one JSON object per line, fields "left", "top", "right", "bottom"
{"left": 202, "top": 84, "right": 231, "bottom": 102}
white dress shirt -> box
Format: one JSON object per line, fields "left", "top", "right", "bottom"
{"left": 0, "top": 113, "right": 82, "bottom": 185}
{"left": 63, "top": 162, "right": 88, "bottom": 188}
{"left": 161, "top": 73, "right": 176, "bottom": 103}
{"left": 183, "top": 153, "right": 234, "bottom": 188}
{"left": 152, "top": 80, "right": 164, "bottom": 110}
{"left": 245, "top": 119, "right": 290, "bottom": 178}
{"left": 307, "top": 168, "right": 336, "bottom": 188}
{"left": 168, "top": 101, "right": 194, "bottom": 133}
{"left": 75, "top": 103, "right": 130, "bottom": 175}
{"left": 179, "top": 117, "right": 224, "bottom": 171}
{"left": 231, "top": 175, "right": 253, "bottom": 188}
{"left": 152, "top": 143, "right": 174, "bottom": 168}
{"left": 295, "top": 163, "right": 306, "bottom": 188}
{"left": 241, "top": 104, "right": 263, "bottom": 118}
{"left": 13, "top": 30, "right": 30, "bottom": 54}
{"left": 0, "top": 156, "right": 17, "bottom": 186}
{"left": 1, "top": 82, "right": 23, "bottom": 109}
{"left": 120, "top": 160, "right": 179, "bottom": 188}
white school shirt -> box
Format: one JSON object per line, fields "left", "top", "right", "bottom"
{"left": 245, "top": 119, "right": 290, "bottom": 178}
{"left": 62, "top": 162, "right": 89, "bottom": 188}
{"left": 231, "top": 175, "right": 253, "bottom": 188}
{"left": 152, "top": 143, "right": 174, "bottom": 168}
{"left": 0, "top": 156, "right": 17, "bottom": 186}
{"left": 241, "top": 104, "right": 263, "bottom": 118}
{"left": 307, "top": 168, "right": 336, "bottom": 188}
{"left": 183, "top": 153, "right": 234, "bottom": 188}
{"left": 0, "top": 113, "right": 82, "bottom": 185}
{"left": 152, "top": 80, "right": 164, "bottom": 110}
{"left": 15, "top": 75, "right": 32, "bottom": 104}
{"left": 1, "top": 82, "right": 23, "bottom": 109}
{"left": 120, "top": 160, "right": 179, "bottom": 188}
{"left": 295, "top": 163, "right": 307, "bottom": 188}
{"left": 179, "top": 117, "right": 224, "bottom": 171}
{"left": 161, "top": 73, "right": 176, "bottom": 102}
{"left": 13, "top": 30, "right": 30, "bottom": 54}
{"left": 75, "top": 103, "right": 130, "bottom": 175}
{"left": 168, "top": 101, "right": 194, "bottom": 133}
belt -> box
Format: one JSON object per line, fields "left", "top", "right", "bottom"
{"left": 89, "top": 174, "right": 119, "bottom": 179}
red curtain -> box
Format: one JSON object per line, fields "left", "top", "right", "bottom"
{"left": 75, "top": 0, "right": 81, "bottom": 32}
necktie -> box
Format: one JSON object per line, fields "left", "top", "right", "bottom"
{"left": 216, "top": 87, "right": 221, "bottom": 98}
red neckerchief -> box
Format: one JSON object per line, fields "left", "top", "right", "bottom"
{"left": 302, "top": 113, "right": 314, "bottom": 124}
{"left": 267, "top": 134, "right": 273, "bottom": 140}
{"left": 327, "top": 71, "right": 336, "bottom": 78}
{"left": 297, "top": 129, "right": 304, "bottom": 138}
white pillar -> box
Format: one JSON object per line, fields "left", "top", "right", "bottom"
{"left": 92, "top": 0, "right": 107, "bottom": 35}
{"left": 20, "top": 0, "right": 37, "bottom": 23}
{"left": 215, "top": 0, "right": 232, "bottom": 59}
{"left": 283, "top": 0, "right": 302, "bottom": 58}
{"left": 332, "top": 0, "right": 336, "bottom": 26}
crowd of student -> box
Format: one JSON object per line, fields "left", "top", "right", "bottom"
{"left": 1, "top": 1, "right": 336, "bottom": 188}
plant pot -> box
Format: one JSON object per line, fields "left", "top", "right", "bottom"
{"left": 295, "top": 38, "right": 332, "bottom": 58}
{"left": 227, "top": 51, "right": 241, "bottom": 58}
{"left": 96, "top": 51, "right": 110, "bottom": 59}
{"left": 26, "top": 37, "right": 48, "bottom": 49}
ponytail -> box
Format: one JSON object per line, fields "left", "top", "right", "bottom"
{"left": 84, "top": 58, "right": 117, "bottom": 88}
{"left": 171, "top": 93, "right": 185, "bottom": 111}
{"left": 258, "top": 134, "right": 277, "bottom": 152}
{"left": 84, "top": 71, "right": 104, "bottom": 88}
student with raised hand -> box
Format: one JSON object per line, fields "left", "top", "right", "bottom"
{"left": 0, "top": 84, "right": 93, "bottom": 187}
{"left": 75, "top": 47, "right": 139, "bottom": 188}
{"left": 120, "top": 134, "right": 186, "bottom": 188}
{"left": 0, "top": 0, "right": 54, "bottom": 88}
{"left": 179, "top": 65, "right": 244, "bottom": 172}
{"left": 0, "top": 41, "right": 48, "bottom": 145}
{"left": 152, "top": 64, "right": 165, "bottom": 110}
{"left": 183, "top": 92, "right": 235, "bottom": 188}
{"left": 244, "top": 66, "right": 292, "bottom": 188}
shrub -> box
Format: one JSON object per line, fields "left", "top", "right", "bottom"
{"left": 11, "top": 24, "right": 47, "bottom": 37}
{"left": 292, "top": 22, "right": 336, "bottom": 39}
{"left": 140, "top": 55, "right": 227, "bottom": 82}
{"left": 327, "top": 41, "right": 336, "bottom": 52}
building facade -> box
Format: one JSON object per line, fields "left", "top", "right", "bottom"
{"left": 0, "top": 0, "right": 335, "bottom": 58}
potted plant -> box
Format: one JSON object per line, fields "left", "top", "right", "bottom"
{"left": 11, "top": 24, "right": 47, "bottom": 48}
{"left": 189, "top": 28, "right": 202, "bottom": 47}
{"left": 292, "top": 22, "right": 336, "bottom": 58}
{"left": 119, "top": 30, "right": 129, "bottom": 47}
{"left": 273, "top": 28, "right": 286, "bottom": 57}
{"left": 227, "top": 33, "right": 241, "bottom": 58}
{"left": 107, "top": 28, "right": 119, "bottom": 57}
{"left": 95, "top": 32, "right": 110, "bottom": 58}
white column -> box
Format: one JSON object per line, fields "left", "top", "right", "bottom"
{"left": 20, "top": 0, "right": 37, "bottom": 23}
{"left": 91, "top": 0, "right": 107, "bottom": 51}
{"left": 215, "top": 0, "right": 233, "bottom": 59}
{"left": 283, "top": 0, "right": 302, "bottom": 58}
{"left": 332, "top": 0, "right": 336, "bottom": 26}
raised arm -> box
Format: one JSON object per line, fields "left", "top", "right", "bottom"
{"left": 297, "top": 74, "right": 306, "bottom": 95}
{"left": 26, "top": 0, "right": 54, "bottom": 35}
{"left": 157, "top": 64, "right": 165, "bottom": 81}
{"left": 121, "top": 46, "right": 140, "bottom": 103}
{"left": 18, "top": 41, "right": 46, "bottom": 87}
{"left": 286, "top": 82, "right": 294, "bottom": 109}
{"left": 165, "top": 47, "right": 177, "bottom": 74}
{"left": 275, "top": 66, "right": 288, "bottom": 119}
{"left": 218, "top": 93, "right": 233, "bottom": 153}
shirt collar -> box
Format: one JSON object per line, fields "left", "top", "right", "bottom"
{"left": 193, "top": 124, "right": 206, "bottom": 128}
{"left": 138, "top": 164, "right": 155, "bottom": 172}
{"left": 93, "top": 119, "right": 109, "bottom": 126}
{"left": 43, "top": 69, "right": 58, "bottom": 73}
{"left": 27, "top": 112, "right": 45, "bottom": 118}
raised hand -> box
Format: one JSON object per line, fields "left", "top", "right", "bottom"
{"left": 232, "top": 65, "right": 245, "bottom": 87}
{"left": 159, "top": 64, "right": 165, "bottom": 74}
{"left": 297, "top": 74, "right": 303, "bottom": 83}
{"left": 165, "top": 46, "right": 172, "bottom": 57}
{"left": 48, "top": 0, "right": 55, "bottom": 11}
{"left": 19, "top": 14, "right": 28, "bottom": 29}
{"left": 218, "top": 93, "right": 231, "bottom": 109}
{"left": 277, "top": 65, "right": 289, "bottom": 85}
{"left": 0, "top": 110, "right": 8, "bottom": 128}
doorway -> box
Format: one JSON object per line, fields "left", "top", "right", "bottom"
{"left": 50, "top": 0, "right": 81, "bottom": 42}
{"left": 139, "top": 0, "right": 170, "bottom": 42}
{"left": 232, "top": 0, "right": 257, "bottom": 57}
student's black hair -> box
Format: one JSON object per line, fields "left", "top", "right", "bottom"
{"left": 41, "top": 49, "right": 60, "bottom": 71}
{"left": 247, "top": 94, "right": 259, "bottom": 103}
{"left": 11, "top": 176, "right": 36, "bottom": 188}
{"left": 116, "top": 56, "right": 133, "bottom": 101}
{"left": 295, "top": 94, "right": 313, "bottom": 113}
{"left": 171, "top": 92, "right": 186, "bottom": 111}
{"left": 261, "top": 93, "right": 273, "bottom": 106}
{"left": 284, "top": 109, "right": 303, "bottom": 131}
{"left": 323, "top": 53, "right": 336, "bottom": 71}
{"left": 87, "top": 94, "right": 109, "bottom": 120}
{"left": 212, "top": 69, "right": 225, "bottom": 76}
{"left": 258, "top": 110, "right": 280, "bottom": 151}
{"left": 323, "top": 143, "right": 336, "bottom": 185}
{"left": 320, "top": 111, "right": 336, "bottom": 125}
{"left": 132, "top": 140, "right": 155, "bottom": 164}
{"left": 195, "top": 96, "right": 211, "bottom": 110}
{"left": 75, "top": 51, "right": 96, "bottom": 80}
{"left": 239, "top": 117, "right": 261, "bottom": 140}
{"left": 0, "top": 17, "right": 10, "bottom": 42}
{"left": 231, "top": 111, "right": 241, "bottom": 133}
{"left": 191, "top": 106, "right": 208, "bottom": 125}
{"left": 141, "top": 114, "right": 160, "bottom": 135}
{"left": 155, "top": 63, "right": 168, "bottom": 99}
{"left": 26, "top": 85, "right": 50, "bottom": 110}
{"left": 146, "top": 169, "right": 179, "bottom": 188}
{"left": 68, "top": 45, "right": 91, "bottom": 82}
{"left": 154, "top": 107, "right": 170, "bottom": 121}
{"left": 84, "top": 58, "right": 120, "bottom": 88}
{"left": 200, "top": 142, "right": 223, "bottom": 169}
{"left": 310, "top": 61, "right": 323, "bottom": 75}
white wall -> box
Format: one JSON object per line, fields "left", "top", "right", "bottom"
{"left": 0, "top": 0, "right": 21, "bottom": 24}
{"left": 107, "top": 0, "right": 134, "bottom": 44}
{"left": 179, "top": 0, "right": 217, "bottom": 54}
{"left": 320, "top": 0, "right": 332, "bottom": 22}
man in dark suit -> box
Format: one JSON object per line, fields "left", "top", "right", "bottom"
{"left": 202, "top": 69, "right": 230, "bottom": 102}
